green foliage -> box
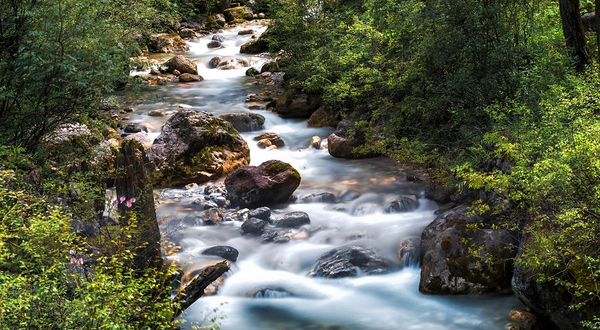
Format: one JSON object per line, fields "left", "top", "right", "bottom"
{"left": 0, "top": 149, "right": 181, "bottom": 329}
{"left": 0, "top": 0, "right": 168, "bottom": 149}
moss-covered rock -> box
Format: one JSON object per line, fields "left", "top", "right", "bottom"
{"left": 240, "top": 38, "right": 269, "bottom": 54}
{"left": 147, "top": 110, "right": 250, "bottom": 187}
{"left": 419, "top": 205, "right": 518, "bottom": 294}
{"left": 223, "top": 6, "right": 253, "bottom": 22}
{"left": 147, "top": 33, "right": 189, "bottom": 53}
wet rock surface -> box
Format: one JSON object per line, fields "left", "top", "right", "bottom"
{"left": 308, "top": 246, "right": 392, "bottom": 278}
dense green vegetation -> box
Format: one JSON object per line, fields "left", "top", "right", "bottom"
{"left": 0, "top": 0, "right": 598, "bottom": 328}
{"left": 264, "top": 0, "right": 600, "bottom": 325}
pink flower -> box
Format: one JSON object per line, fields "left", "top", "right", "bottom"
{"left": 124, "top": 197, "right": 136, "bottom": 208}
{"left": 119, "top": 196, "right": 126, "bottom": 203}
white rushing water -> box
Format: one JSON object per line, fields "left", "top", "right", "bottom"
{"left": 127, "top": 21, "right": 522, "bottom": 330}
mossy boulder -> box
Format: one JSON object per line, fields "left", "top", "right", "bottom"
{"left": 274, "top": 92, "right": 321, "bottom": 118}
{"left": 148, "top": 33, "right": 189, "bottom": 53}
{"left": 147, "top": 110, "right": 250, "bottom": 187}
{"left": 419, "top": 205, "right": 518, "bottom": 294}
{"left": 308, "top": 107, "right": 340, "bottom": 127}
{"left": 219, "top": 112, "right": 265, "bottom": 132}
{"left": 225, "top": 160, "right": 301, "bottom": 208}
{"left": 240, "top": 38, "right": 269, "bottom": 54}
{"left": 223, "top": 6, "right": 253, "bottom": 22}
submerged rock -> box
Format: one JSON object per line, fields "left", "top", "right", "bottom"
{"left": 219, "top": 112, "right": 265, "bottom": 132}
{"left": 419, "top": 205, "right": 518, "bottom": 294}
{"left": 300, "top": 192, "right": 335, "bottom": 204}
{"left": 398, "top": 237, "right": 421, "bottom": 266}
{"left": 225, "top": 160, "right": 301, "bottom": 208}
{"left": 308, "top": 246, "right": 392, "bottom": 278}
{"left": 147, "top": 110, "right": 250, "bottom": 187}
{"left": 386, "top": 195, "right": 419, "bottom": 213}
{"left": 274, "top": 211, "right": 310, "bottom": 228}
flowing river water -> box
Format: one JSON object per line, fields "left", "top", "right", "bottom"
{"left": 125, "top": 21, "right": 523, "bottom": 330}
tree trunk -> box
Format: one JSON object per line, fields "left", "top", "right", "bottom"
{"left": 596, "top": 0, "right": 600, "bottom": 62}
{"left": 559, "top": 0, "right": 590, "bottom": 71}
{"left": 115, "top": 139, "right": 163, "bottom": 270}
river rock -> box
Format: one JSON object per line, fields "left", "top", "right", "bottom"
{"left": 253, "top": 132, "right": 285, "bottom": 148}
{"left": 207, "top": 40, "right": 223, "bottom": 49}
{"left": 274, "top": 211, "right": 310, "bottom": 228}
{"left": 179, "top": 73, "right": 203, "bottom": 82}
{"left": 240, "top": 38, "right": 269, "bottom": 54}
{"left": 123, "top": 123, "right": 148, "bottom": 134}
{"left": 508, "top": 310, "right": 537, "bottom": 330}
{"left": 245, "top": 67, "right": 259, "bottom": 76}
{"left": 308, "top": 107, "right": 340, "bottom": 127}
{"left": 147, "top": 110, "right": 250, "bottom": 186}
{"left": 164, "top": 55, "right": 198, "bottom": 75}
{"left": 179, "top": 28, "right": 196, "bottom": 39}
{"left": 238, "top": 29, "right": 254, "bottom": 35}
{"left": 225, "top": 160, "right": 301, "bottom": 208}
{"left": 308, "top": 246, "right": 392, "bottom": 278}
{"left": 327, "top": 120, "right": 375, "bottom": 159}
{"left": 241, "top": 217, "right": 267, "bottom": 235}
{"left": 261, "top": 61, "right": 279, "bottom": 73}
{"left": 398, "top": 237, "right": 421, "bottom": 266}
{"left": 208, "top": 56, "right": 222, "bottom": 69}
{"left": 248, "top": 207, "right": 271, "bottom": 220}
{"left": 219, "top": 112, "right": 265, "bottom": 132}
{"left": 511, "top": 248, "right": 597, "bottom": 329}
{"left": 148, "top": 110, "right": 165, "bottom": 117}
{"left": 202, "top": 208, "right": 224, "bottom": 225}
{"left": 274, "top": 93, "right": 321, "bottom": 118}
{"left": 257, "top": 139, "right": 272, "bottom": 149}
{"left": 386, "top": 195, "right": 419, "bottom": 213}
{"left": 216, "top": 57, "right": 250, "bottom": 70}
{"left": 309, "top": 136, "right": 321, "bottom": 149}
{"left": 419, "top": 205, "right": 518, "bottom": 294}
{"left": 213, "top": 14, "right": 226, "bottom": 27}
{"left": 224, "top": 6, "right": 253, "bottom": 22}
{"left": 202, "top": 245, "right": 239, "bottom": 262}
{"left": 148, "top": 33, "right": 189, "bottom": 53}
{"left": 122, "top": 132, "right": 152, "bottom": 150}
{"left": 300, "top": 192, "right": 335, "bottom": 203}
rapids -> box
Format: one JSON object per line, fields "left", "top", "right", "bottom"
{"left": 125, "top": 20, "right": 523, "bottom": 330}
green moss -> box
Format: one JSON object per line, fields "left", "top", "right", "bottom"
{"left": 441, "top": 236, "right": 453, "bottom": 253}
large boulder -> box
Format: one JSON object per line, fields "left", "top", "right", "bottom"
{"left": 385, "top": 195, "right": 419, "bottom": 213}
{"left": 164, "top": 55, "right": 198, "bottom": 75}
{"left": 215, "top": 57, "right": 250, "bottom": 70}
{"left": 219, "top": 112, "right": 265, "bottom": 132}
{"left": 308, "top": 107, "right": 340, "bottom": 127}
{"left": 225, "top": 160, "right": 301, "bottom": 208}
{"left": 308, "top": 246, "right": 392, "bottom": 278}
{"left": 148, "top": 34, "right": 189, "bottom": 53}
{"left": 147, "top": 110, "right": 250, "bottom": 186}
{"left": 512, "top": 244, "right": 599, "bottom": 329}
{"left": 419, "top": 205, "right": 518, "bottom": 294}
{"left": 240, "top": 38, "right": 269, "bottom": 54}
{"left": 224, "top": 6, "right": 253, "bottom": 22}
{"left": 274, "top": 93, "right": 321, "bottom": 118}
{"left": 327, "top": 120, "right": 376, "bottom": 159}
